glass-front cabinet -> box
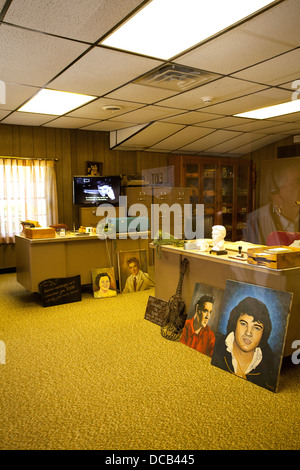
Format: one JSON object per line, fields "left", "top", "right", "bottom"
{"left": 220, "top": 163, "right": 235, "bottom": 240}
{"left": 175, "top": 156, "right": 253, "bottom": 241}
{"left": 236, "top": 164, "right": 251, "bottom": 241}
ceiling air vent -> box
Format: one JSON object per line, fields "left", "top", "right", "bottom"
{"left": 102, "top": 105, "right": 123, "bottom": 112}
{"left": 134, "top": 64, "right": 219, "bottom": 92}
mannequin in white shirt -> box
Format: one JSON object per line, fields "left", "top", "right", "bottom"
{"left": 245, "top": 159, "right": 300, "bottom": 245}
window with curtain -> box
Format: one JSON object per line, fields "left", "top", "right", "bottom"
{"left": 0, "top": 158, "right": 58, "bottom": 243}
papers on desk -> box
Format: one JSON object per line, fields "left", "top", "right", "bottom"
{"left": 224, "top": 241, "right": 263, "bottom": 253}
{"left": 265, "top": 247, "right": 293, "bottom": 253}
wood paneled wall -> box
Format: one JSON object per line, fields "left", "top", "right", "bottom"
{"left": 0, "top": 124, "right": 169, "bottom": 229}
{"left": 0, "top": 123, "right": 296, "bottom": 228}
{"left": 0, "top": 123, "right": 295, "bottom": 269}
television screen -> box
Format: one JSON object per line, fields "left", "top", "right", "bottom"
{"left": 73, "top": 176, "right": 121, "bottom": 206}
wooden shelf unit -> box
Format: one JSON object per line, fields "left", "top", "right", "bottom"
{"left": 169, "top": 155, "right": 254, "bottom": 241}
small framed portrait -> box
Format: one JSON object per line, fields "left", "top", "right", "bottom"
{"left": 86, "top": 161, "right": 103, "bottom": 176}
{"left": 118, "top": 249, "right": 154, "bottom": 294}
{"left": 91, "top": 266, "right": 117, "bottom": 299}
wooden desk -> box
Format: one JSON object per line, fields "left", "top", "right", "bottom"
{"left": 16, "top": 232, "right": 150, "bottom": 293}
{"left": 152, "top": 244, "right": 300, "bottom": 356}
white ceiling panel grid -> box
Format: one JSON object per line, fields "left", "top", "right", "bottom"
{"left": 228, "top": 134, "right": 290, "bottom": 154}
{"left": 159, "top": 111, "right": 222, "bottom": 126}
{"left": 67, "top": 97, "right": 145, "bottom": 120}
{"left": 105, "top": 83, "right": 178, "bottom": 104}
{"left": 111, "top": 122, "right": 185, "bottom": 149}
{"left": 232, "top": 48, "right": 300, "bottom": 86}
{"left": 42, "top": 116, "right": 101, "bottom": 129}
{"left": 178, "top": 129, "right": 244, "bottom": 153}
{"left": 157, "top": 77, "right": 268, "bottom": 111}
{"left": 1, "top": 111, "right": 58, "bottom": 126}
{"left": 149, "top": 126, "right": 215, "bottom": 152}
{"left": 206, "top": 132, "right": 268, "bottom": 153}
{"left": 176, "top": 0, "right": 300, "bottom": 75}
{"left": 49, "top": 47, "right": 163, "bottom": 96}
{"left": 0, "top": 0, "right": 299, "bottom": 154}
{"left": 0, "top": 83, "right": 40, "bottom": 112}
{"left": 0, "top": 24, "right": 89, "bottom": 86}
{"left": 205, "top": 88, "right": 292, "bottom": 116}
{"left": 107, "top": 105, "right": 187, "bottom": 125}
{"left": 4, "top": 0, "right": 146, "bottom": 43}
{"left": 81, "top": 121, "right": 142, "bottom": 132}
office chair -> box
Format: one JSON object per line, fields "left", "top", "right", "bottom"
{"left": 266, "top": 231, "right": 300, "bottom": 246}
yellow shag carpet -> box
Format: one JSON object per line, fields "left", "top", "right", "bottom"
{"left": 0, "top": 272, "right": 299, "bottom": 450}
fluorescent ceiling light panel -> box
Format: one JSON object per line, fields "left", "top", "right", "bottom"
{"left": 235, "top": 100, "right": 300, "bottom": 119}
{"left": 18, "top": 89, "right": 96, "bottom": 115}
{"left": 101, "top": 0, "right": 275, "bottom": 60}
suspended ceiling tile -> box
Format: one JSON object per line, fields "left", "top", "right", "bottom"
{"left": 49, "top": 47, "right": 162, "bottom": 96}
{"left": 198, "top": 116, "right": 253, "bottom": 129}
{"left": 0, "top": 0, "right": 298, "bottom": 156}
{"left": 254, "top": 122, "right": 300, "bottom": 134}
{"left": 172, "top": 149, "right": 203, "bottom": 155}
{"left": 158, "top": 77, "right": 267, "bottom": 111}
{"left": 232, "top": 49, "right": 300, "bottom": 86}
{"left": 226, "top": 119, "right": 286, "bottom": 132}
{"left": 179, "top": 129, "right": 243, "bottom": 152}
{"left": 160, "top": 111, "right": 223, "bottom": 125}
{"left": 265, "top": 111, "right": 300, "bottom": 123}
{"left": 195, "top": 79, "right": 268, "bottom": 110}
{"left": 228, "top": 134, "right": 290, "bottom": 154}
{"left": 149, "top": 126, "right": 214, "bottom": 151}
{"left": 239, "top": 0, "right": 300, "bottom": 48}
{"left": 278, "top": 79, "right": 300, "bottom": 92}
{"left": 0, "top": 24, "right": 88, "bottom": 87}
{"left": 42, "top": 116, "right": 100, "bottom": 129}
{"left": 81, "top": 121, "right": 139, "bottom": 132}
{"left": 67, "top": 97, "right": 145, "bottom": 120}
{"left": 206, "top": 132, "right": 268, "bottom": 153}
{"left": 110, "top": 123, "right": 148, "bottom": 147}
{"left": 206, "top": 87, "right": 292, "bottom": 115}
{"left": 105, "top": 83, "right": 178, "bottom": 104}
{"left": 176, "top": 0, "right": 300, "bottom": 75}
{"left": 113, "top": 122, "right": 184, "bottom": 149}
{"left": 108, "top": 105, "right": 186, "bottom": 124}
{"left": 114, "top": 144, "right": 146, "bottom": 151}
{"left": 0, "top": 83, "right": 40, "bottom": 112}
{"left": 176, "top": 31, "right": 282, "bottom": 76}
{"left": 0, "top": 110, "right": 11, "bottom": 120}
{"left": 1, "top": 111, "right": 56, "bottom": 126}
{"left": 156, "top": 84, "right": 216, "bottom": 111}
{"left": 4, "top": 0, "right": 146, "bottom": 43}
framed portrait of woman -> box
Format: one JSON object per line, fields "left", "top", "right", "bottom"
{"left": 91, "top": 266, "right": 117, "bottom": 299}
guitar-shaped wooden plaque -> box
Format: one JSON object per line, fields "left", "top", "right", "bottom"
{"left": 161, "top": 257, "right": 189, "bottom": 341}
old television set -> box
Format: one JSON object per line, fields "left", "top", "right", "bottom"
{"left": 73, "top": 175, "right": 121, "bottom": 206}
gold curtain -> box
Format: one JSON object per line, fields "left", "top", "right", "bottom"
{"left": 0, "top": 158, "right": 58, "bottom": 243}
